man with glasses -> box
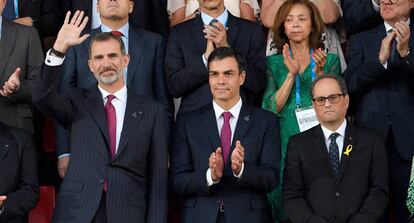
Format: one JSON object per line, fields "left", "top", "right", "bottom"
{"left": 283, "top": 75, "right": 389, "bottom": 223}
{"left": 344, "top": 0, "right": 413, "bottom": 221}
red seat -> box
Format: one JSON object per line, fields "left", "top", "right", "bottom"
{"left": 29, "top": 186, "right": 56, "bottom": 223}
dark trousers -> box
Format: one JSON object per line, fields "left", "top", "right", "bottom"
{"left": 387, "top": 129, "right": 411, "bottom": 223}
{"left": 92, "top": 192, "right": 108, "bottom": 223}
{"left": 216, "top": 212, "right": 226, "bottom": 223}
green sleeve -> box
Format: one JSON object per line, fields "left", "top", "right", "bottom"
{"left": 323, "top": 53, "right": 342, "bottom": 76}
{"left": 262, "top": 55, "right": 279, "bottom": 115}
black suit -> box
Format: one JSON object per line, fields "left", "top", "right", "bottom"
{"left": 283, "top": 124, "right": 388, "bottom": 223}
{"left": 0, "top": 20, "right": 44, "bottom": 134}
{"left": 33, "top": 65, "right": 168, "bottom": 223}
{"left": 165, "top": 13, "right": 266, "bottom": 116}
{"left": 344, "top": 22, "right": 414, "bottom": 222}
{"left": 0, "top": 121, "right": 39, "bottom": 223}
{"left": 63, "top": 0, "right": 169, "bottom": 37}
{"left": 171, "top": 103, "right": 280, "bottom": 223}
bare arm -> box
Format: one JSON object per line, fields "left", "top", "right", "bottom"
{"left": 260, "top": 0, "right": 285, "bottom": 28}
{"left": 312, "top": 0, "right": 341, "bottom": 25}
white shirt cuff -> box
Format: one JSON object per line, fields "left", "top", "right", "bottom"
{"left": 206, "top": 168, "right": 220, "bottom": 186}
{"left": 45, "top": 49, "right": 65, "bottom": 66}
{"left": 233, "top": 162, "right": 244, "bottom": 178}
{"left": 382, "top": 61, "right": 388, "bottom": 69}
{"left": 372, "top": 0, "right": 380, "bottom": 12}
{"left": 58, "top": 153, "right": 71, "bottom": 159}
{"left": 202, "top": 54, "right": 208, "bottom": 68}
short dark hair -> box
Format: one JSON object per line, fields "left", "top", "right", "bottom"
{"left": 88, "top": 32, "right": 126, "bottom": 59}
{"left": 207, "top": 47, "right": 246, "bottom": 72}
{"left": 311, "top": 75, "right": 348, "bottom": 98}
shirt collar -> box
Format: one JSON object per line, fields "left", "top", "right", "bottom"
{"left": 98, "top": 85, "right": 128, "bottom": 103}
{"left": 201, "top": 9, "right": 229, "bottom": 27}
{"left": 384, "top": 18, "right": 411, "bottom": 33}
{"left": 100, "top": 22, "right": 129, "bottom": 39}
{"left": 321, "top": 119, "right": 347, "bottom": 141}
{"left": 213, "top": 98, "right": 242, "bottom": 121}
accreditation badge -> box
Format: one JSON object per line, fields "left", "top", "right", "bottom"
{"left": 295, "top": 106, "right": 319, "bottom": 132}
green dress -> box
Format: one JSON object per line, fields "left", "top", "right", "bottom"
{"left": 262, "top": 52, "right": 341, "bottom": 222}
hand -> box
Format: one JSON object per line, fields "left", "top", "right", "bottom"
{"left": 378, "top": 31, "right": 396, "bottom": 64}
{"left": 312, "top": 48, "right": 327, "bottom": 76}
{"left": 209, "top": 147, "right": 224, "bottom": 182}
{"left": 13, "top": 17, "right": 33, "bottom": 26}
{"left": 203, "top": 21, "right": 229, "bottom": 48}
{"left": 0, "top": 196, "right": 6, "bottom": 208}
{"left": 282, "top": 43, "right": 300, "bottom": 77}
{"left": 231, "top": 140, "right": 245, "bottom": 176}
{"left": 204, "top": 39, "right": 215, "bottom": 62}
{"left": 58, "top": 156, "right": 70, "bottom": 178}
{"left": 53, "top": 11, "right": 89, "bottom": 54}
{"left": 395, "top": 21, "right": 411, "bottom": 57}
{"left": 0, "top": 68, "right": 21, "bottom": 97}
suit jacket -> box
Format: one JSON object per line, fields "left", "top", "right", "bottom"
{"left": 165, "top": 13, "right": 266, "bottom": 116}
{"left": 283, "top": 124, "right": 388, "bottom": 223}
{"left": 0, "top": 122, "right": 39, "bottom": 223}
{"left": 170, "top": 103, "right": 280, "bottom": 223}
{"left": 63, "top": 0, "right": 169, "bottom": 37}
{"left": 0, "top": 20, "right": 44, "bottom": 134}
{"left": 344, "top": 22, "right": 414, "bottom": 160}
{"left": 56, "top": 26, "right": 173, "bottom": 155}
{"left": 33, "top": 64, "right": 168, "bottom": 223}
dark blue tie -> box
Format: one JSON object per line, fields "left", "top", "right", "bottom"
{"left": 2, "top": 0, "right": 16, "bottom": 21}
{"left": 209, "top": 19, "right": 219, "bottom": 28}
{"left": 329, "top": 133, "right": 340, "bottom": 181}
{"left": 388, "top": 29, "right": 398, "bottom": 69}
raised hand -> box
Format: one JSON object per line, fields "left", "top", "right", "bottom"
{"left": 231, "top": 140, "right": 245, "bottom": 176}
{"left": 312, "top": 48, "right": 327, "bottom": 76}
{"left": 0, "top": 68, "right": 21, "bottom": 97}
{"left": 203, "top": 21, "right": 229, "bottom": 48}
{"left": 395, "top": 21, "right": 411, "bottom": 58}
{"left": 209, "top": 147, "right": 224, "bottom": 182}
{"left": 378, "top": 31, "right": 396, "bottom": 64}
{"left": 0, "top": 196, "right": 6, "bottom": 207}
{"left": 53, "top": 11, "right": 90, "bottom": 53}
{"left": 282, "top": 43, "right": 300, "bottom": 77}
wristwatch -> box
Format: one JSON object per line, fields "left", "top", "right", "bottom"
{"left": 50, "top": 48, "right": 65, "bottom": 58}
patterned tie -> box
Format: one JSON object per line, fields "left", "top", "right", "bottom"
{"left": 105, "top": 95, "right": 117, "bottom": 159}
{"left": 406, "top": 157, "right": 414, "bottom": 215}
{"left": 329, "top": 133, "right": 340, "bottom": 181}
{"left": 2, "top": 0, "right": 16, "bottom": 21}
{"left": 221, "top": 112, "right": 232, "bottom": 165}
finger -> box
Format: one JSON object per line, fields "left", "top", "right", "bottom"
{"left": 236, "top": 140, "right": 244, "bottom": 151}
{"left": 11, "top": 67, "right": 21, "bottom": 79}
{"left": 79, "top": 15, "right": 89, "bottom": 31}
{"left": 71, "top": 10, "right": 80, "bottom": 25}
{"left": 64, "top": 11, "right": 71, "bottom": 24}
{"left": 282, "top": 44, "right": 290, "bottom": 60}
{"left": 74, "top": 11, "right": 84, "bottom": 27}
{"left": 216, "top": 147, "right": 222, "bottom": 155}
{"left": 0, "top": 89, "right": 6, "bottom": 97}
{"left": 0, "top": 196, "right": 7, "bottom": 201}
{"left": 78, "top": 34, "right": 90, "bottom": 44}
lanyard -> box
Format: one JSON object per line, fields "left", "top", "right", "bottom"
{"left": 292, "top": 48, "right": 316, "bottom": 109}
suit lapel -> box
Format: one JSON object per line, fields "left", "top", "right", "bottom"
{"left": 338, "top": 124, "right": 355, "bottom": 183}
{"left": 115, "top": 91, "right": 143, "bottom": 158}
{"left": 126, "top": 27, "right": 144, "bottom": 86}
{"left": 226, "top": 13, "right": 240, "bottom": 46}
{"left": 228, "top": 104, "right": 253, "bottom": 165}
{"left": 313, "top": 125, "right": 336, "bottom": 180}
{"left": 200, "top": 106, "right": 221, "bottom": 153}
{"left": 191, "top": 15, "right": 207, "bottom": 54}
{"left": 0, "top": 21, "right": 17, "bottom": 81}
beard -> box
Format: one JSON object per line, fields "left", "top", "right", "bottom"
{"left": 94, "top": 67, "right": 122, "bottom": 85}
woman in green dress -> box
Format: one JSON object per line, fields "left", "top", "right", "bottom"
{"left": 262, "top": 0, "right": 341, "bottom": 222}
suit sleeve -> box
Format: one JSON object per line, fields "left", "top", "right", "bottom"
{"left": 170, "top": 118, "right": 211, "bottom": 197}
{"left": 236, "top": 114, "right": 280, "bottom": 193}
{"left": 146, "top": 106, "right": 169, "bottom": 223}
{"left": 283, "top": 137, "right": 330, "bottom": 223}
{"left": 349, "top": 133, "right": 389, "bottom": 223}
{"left": 165, "top": 27, "right": 210, "bottom": 98}
{"left": 8, "top": 27, "right": 44, "bottom": 104}
{"left": 343, "top": 0, "right": 381, "bottom": 35}
{"left": 0, "top": 132, "right": 39, "bottom": 220}
{"left": 343, "top": 34, "right": 388, "bottom": 97}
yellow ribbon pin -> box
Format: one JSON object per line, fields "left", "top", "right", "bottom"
{"left": 344, "top": 145, "right": 353, "bottom": 156}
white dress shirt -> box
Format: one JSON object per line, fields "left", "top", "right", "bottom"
{"left": 321, "top": 119, "right": 347, "bottom": 161}
{"left": 91, "top": 0, "right": 102, "bottom": 29}
{"left": 206, "top": 98, "right": 244, "bottom": 186}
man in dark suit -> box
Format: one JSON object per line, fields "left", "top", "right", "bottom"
{"left": 170, "top": 47, "right": 280, "bottom": 223}
{"left": 165, "top": 0, "right": 266, "bottom": 118}
{"left": 56, "top": 0, "right": 172, "bottom": 178}
{"left": 33, "top": 11, "right": 168, "bottom": 223}
{"left": 344, "top": 1, "right": 414, "bottom": 221}
{"left": 63, "top": 0, "right": 169, "bottom": 37}
{"left": 0, "top": 0, "right": 44, "bottom": 134}
{"left": 283, "top": 75, "right": 389, "bottom": 223}
{"left": 0, "top": 121, "right": 39, "bottom": 223}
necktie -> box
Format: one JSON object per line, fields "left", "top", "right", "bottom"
{"left": 406, "top": 157, "right": 414, "bottom": 215}
{"left": 2, "top": 0, "right": 16, "bottom": 21}
{"left": 221, "top": 112, "right": 232, "bottom": 164}
{"left": 209, "top": 19, "right": 219, "bottom": 28}
{"left": 105, "top": 95, "right": 117, "bottom": 159}
{"left": 388, "top": 29, "right": 398, "bottom": 68}
{"left": 111, "top": 30, "right": 123, "bottom": 37}
{"left": 329, "top": 133, "right": 340, "bottom": 181}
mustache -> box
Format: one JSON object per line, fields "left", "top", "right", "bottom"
{"left": 99, "top": 67, "right": 117, "bottom": 74}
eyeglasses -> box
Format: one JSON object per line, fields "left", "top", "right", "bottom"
{"left": 380, "top": 0, "right": 398, "bottom": 5}
{"left": 312, "top": 94, "right": 345, "bottom": 106}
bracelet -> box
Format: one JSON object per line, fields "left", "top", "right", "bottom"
{"left": 50, "top": 47, "right": 65, "bottom": 58}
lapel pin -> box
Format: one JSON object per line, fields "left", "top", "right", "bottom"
{"left": 131, "top": 112, "right": 138, "bottom": 118}
{"left": 344, "top": 145, "right": 353, "bottom": 156}
{"left": 244, "top": 115, "right": 250, "bottom": 122}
